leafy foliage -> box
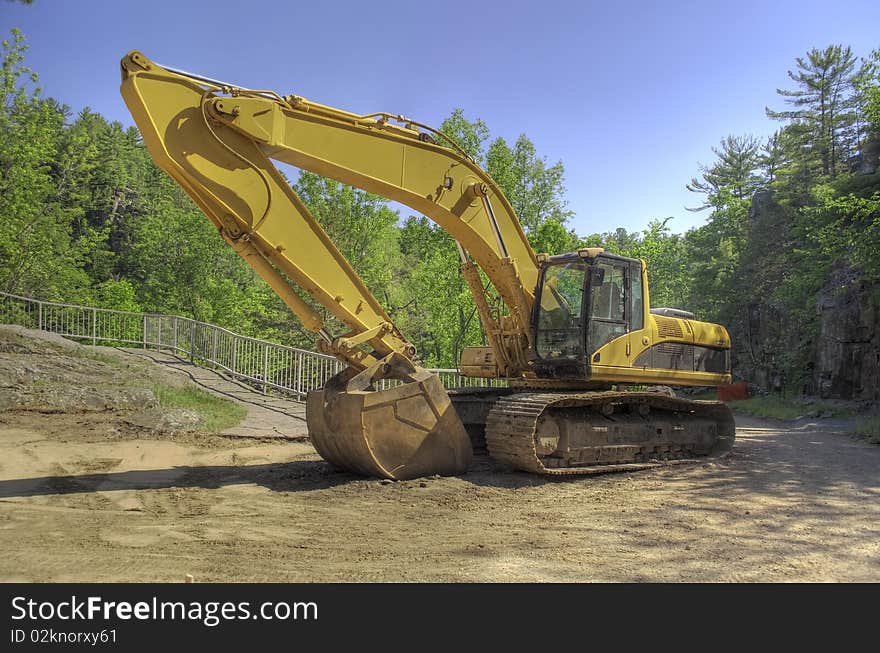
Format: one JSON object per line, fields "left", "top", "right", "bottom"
{"left": 0, "top": 29, "right": 90, "bottom": 300}
{"left": 766, "top": 45, "right": 863, "bottom": 179}
{"left": 687, "top": 135, "right": 763, "bottom": 210}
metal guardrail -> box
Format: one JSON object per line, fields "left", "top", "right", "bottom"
{"left": 0, "top": 291, "right": 502, "bottom": 399}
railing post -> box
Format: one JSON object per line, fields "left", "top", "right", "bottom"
{"left": 263, "top": 344, "right": 269, "bottom": 394}
{"left": 297, "top": 351, "right": 303, "bottom": 399}
{"left": 232, "top": 338, "right": 237, "bottom": 376}
{"left": 142, "top": 315, "right": 147, "bottom": 349}
{"left": 92, "top": 307, "right": 97, "bottom": 346}
{"left": 157, "top": 317, "right": 162, "bottom": 351}
{"left": 173, "top": 316, "right": 178, "bottom": 353}
{"left": 212, "top": 328, "right": 218, "bottom": 365}
{"left": 37, "top": 301, "right": 43, "bottom": 331}
{"left": 189, "top": 321, "right": 195, "bottom": 362}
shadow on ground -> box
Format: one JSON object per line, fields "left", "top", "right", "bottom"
{"left": 0, "top": 460, "right": 358, "bottom": 498}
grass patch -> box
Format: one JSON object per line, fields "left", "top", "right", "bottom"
{"left": 151, "top": 383, "right": 247, "bottom": 433}
{"left": 78, "top": 349, "right": 126, "bottom": 368}
{"left": 728, "top": 396, "right": 804, "bottom": 420}
{"left": 728, "top": 395, "right": 850, "bottom": 420}
{"left": 855, "top": 416, "right": 880, "bottom": 444}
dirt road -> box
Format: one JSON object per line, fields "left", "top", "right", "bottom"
{"left": 1, "top": 329, "right": 878, "bottom": 582}
{"left": 2, "top": 416, "right": 877, "bottom": 582}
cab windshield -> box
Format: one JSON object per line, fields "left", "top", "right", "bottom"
{"left": 535, "top": 256, "right": 645, "bottom": 363}
{"left": 535, "top": 261, "right": 586, "bottom": 360}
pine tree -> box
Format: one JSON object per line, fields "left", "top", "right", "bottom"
{"left": 686, "top": 134, "right": 763, "bottom": 210}
{"left": 766, "top": 45, "right": 860, "bottom": 179}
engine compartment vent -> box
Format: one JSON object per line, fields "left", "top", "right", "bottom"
{"left": 654, "top": 316, "right": 684, "bottom": 338}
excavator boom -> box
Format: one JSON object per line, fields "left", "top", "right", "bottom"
{"left": 121, "top": 52, "right": 538, "bottom": 378}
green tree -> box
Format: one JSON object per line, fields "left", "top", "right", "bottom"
{"left": 624, "top": 218, "right": 690, "bottom": 309}
{"left": 687, "top": 134, "right": 763, "bottom": 210}
{"left": 293, "top": 171, "right": 401, "bottom": 305}
{"left": 683, "top": 192, "right": 751, "bottom": 322}
{"left": 596, "top": 226, "right": 640, "bottom": 254}
{"left": 396, "top": 216, "right": 480, "bottom": 367}
{"left": 0, "top": 29, "right": 90, "bottom": 300}
{"left": 766, "top": 45, "right": 861, "bottom": 179}
{"left": 856, "top": 48, "right": 880, "bottom": 135}
{"left": 120, "top": 168, "right": 264, "bottom": 336}
{"left": 438, "top": 108, "right": 489, "bottom": 164}
{"left": 486, "top": 134, "right": 571, "bottom": 233}
{"left": 527, "top": 218, "right": 578, "bottom": 255}
{"left": 759, "top": 131, "right": 786, "bottom": 184}
{"left": 439, "top": 109, "right": 573, "bottom": 234}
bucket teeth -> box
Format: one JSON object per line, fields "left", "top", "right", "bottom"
{"left": 306, "top": 355, "right": 472, "bottom": 480}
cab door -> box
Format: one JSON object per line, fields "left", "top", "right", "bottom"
{"left": 586, "top": 257, "right": 645, "bottom": 364}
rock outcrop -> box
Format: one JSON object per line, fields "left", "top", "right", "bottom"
{"left": 815, "top": 265, "right": 880, "bottom": 400}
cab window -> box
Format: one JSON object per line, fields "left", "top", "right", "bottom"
{"left": 588, "top": 263, "right": 627, "bottom": 354}
{"left": 535, "top": 261, "right": 586, "bottom": 360}
{"left": 630, "top": 268, "right": 644, "bottom": 331}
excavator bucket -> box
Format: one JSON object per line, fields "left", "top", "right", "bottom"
{"left": 306, "top": 354, "right": 472, "bottom": 480}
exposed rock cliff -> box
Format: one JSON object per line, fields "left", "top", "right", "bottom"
{"left": 740, "top": 189, "right": 880, "bottom": 400}
{"left": 815, "top": 266, "right": 880, "bottom": 400}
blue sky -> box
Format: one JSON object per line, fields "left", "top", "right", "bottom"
{"left": 3, "top": 0, "right": 879, "bottom": 237}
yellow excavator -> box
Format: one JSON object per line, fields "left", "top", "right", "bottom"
{"left": 120, "top": 52, "right": 735, "bottom": 480}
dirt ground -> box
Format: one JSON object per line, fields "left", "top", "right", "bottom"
{"left": 1, "top": 327, "right": 878, "bottom": 582}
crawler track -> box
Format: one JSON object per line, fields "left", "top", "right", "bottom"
{"left": 484, "top": 391, "right": 735, "bottom": 476}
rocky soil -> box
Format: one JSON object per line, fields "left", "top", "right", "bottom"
{"left": 0, "top": 325, "right": 213, "bottom": 434}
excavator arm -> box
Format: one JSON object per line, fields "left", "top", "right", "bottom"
{"left": 121, "top": 52, "right": 412, "bottom": 370}
{"left": 120, "top": 51, "right": 537, "bottom": 378}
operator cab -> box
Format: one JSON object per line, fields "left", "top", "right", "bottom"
{"left": 532, "top": 250, "right": 644, "bottom": 378}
